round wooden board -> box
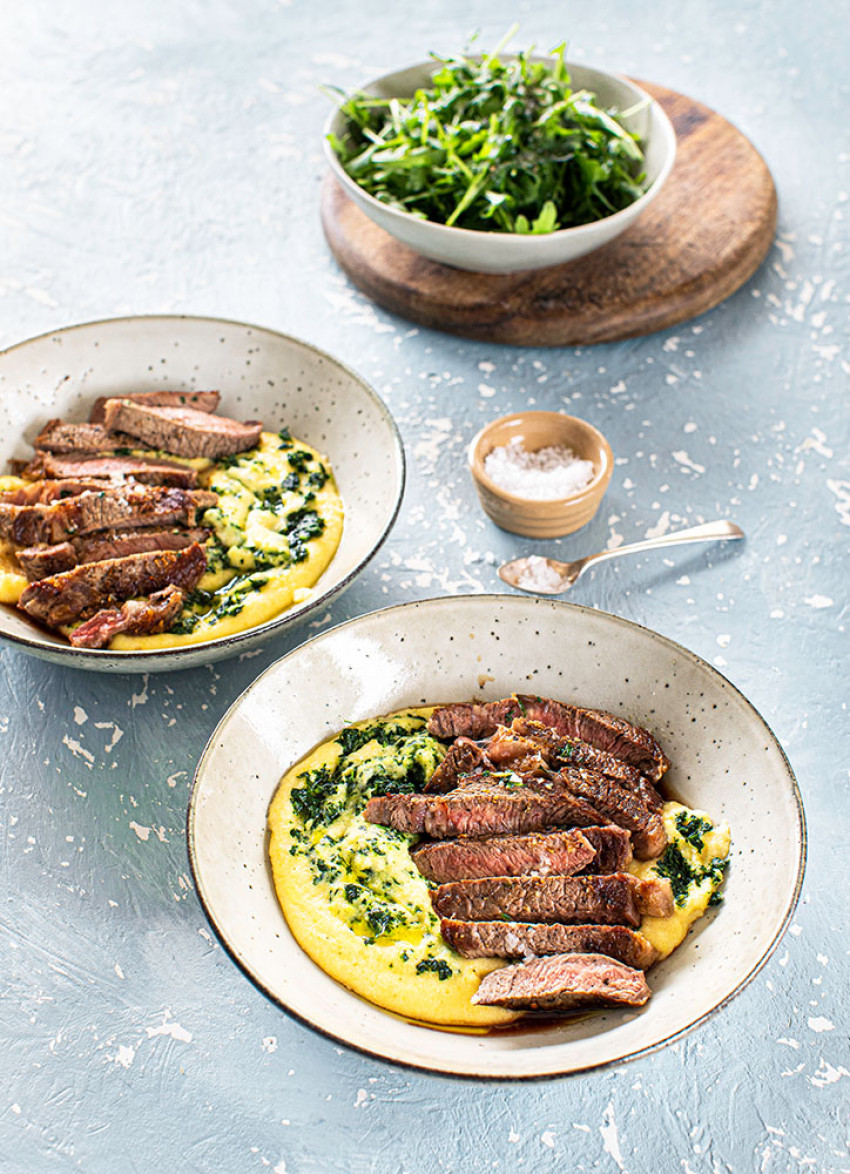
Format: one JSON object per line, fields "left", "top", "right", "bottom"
{"left": 321, "top": 82, "right": 777, "bottom": 347}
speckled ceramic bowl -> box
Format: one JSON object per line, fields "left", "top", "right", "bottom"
{"left": 0, "top": 316, "right": 404, "bottom": 673}
{"left": 469, "top": 411, "right": 614, "bottom": 537}
{"left": 188, "top": 595, "right": 806, "bottom": 1080}
{"left": 324, "top": 59, "right": 677, "bottom": 274}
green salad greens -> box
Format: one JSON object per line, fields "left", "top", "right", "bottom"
{"left": 328, "top": 34, "right": 648, "bottom": 235}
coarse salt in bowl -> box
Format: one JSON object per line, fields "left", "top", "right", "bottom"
{"left": 469, "top": 411, "right": 613, "bottom": 538}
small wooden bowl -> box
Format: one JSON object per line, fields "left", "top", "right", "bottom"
{"left": 469, "top": 411, "right": 613, "bottom": 538}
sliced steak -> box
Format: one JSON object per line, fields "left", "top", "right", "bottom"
{"left": 575, "top": 826, "right": 634, "bottom": 874}
{"left": 32, "top": 420, "right": 151, "bottom": 454}
{"left": 0, "top": 479, "right": 116, "bottom": 506}
{"left": 68, "top": 584, "right": 186, "bottom": 648}
{"left": 515, "top": 695, "right": 670, "bottom": 781}
{"left": 364, "top": 775, "right": 602, "bottom": 839}
{"left": 430, "top": 873, "right": 673, "bottom": 926}
{"left": 0, "top": 486, "right": 216, "bottom": 547}
{"left": 17, "top": 543, "right": 207, "bottom": 628}
{"left": 16, "top": 542, "right": 77, "bottom": 580}
{"left": 17, "top": 527, "right": 210, "bottom": 581}
{"left": 102, "top": 400, "right": 262, "bottom": 460}
{"left": 427, "top": 699, "right": 524, "bottom": 741}
{"left": 471, "top": 952, "right": 651, "bottom": 1011}
{"left": 22, "top": 451, "right": 199, "bottom": 487}
{"left": 410, "top": 829, "right": 596, "bottom": 883}
{"left": 440, "top": 920, "right": 658, "bottom": 969}
{"left": 423, "top": 737, "right": 489, "bottom": 794}
{"left": 549, "top": 766, "right": 666, "bottom": 860}
{"left": 498, "top": 718, "right": 664, "bottom": 810}
{"left": 90, "top": 389, "right": 221, "bottom": 424}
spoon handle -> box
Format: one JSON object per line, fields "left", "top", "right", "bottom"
{"left": 578, "top": 520, "right": 744, "bottom": 575}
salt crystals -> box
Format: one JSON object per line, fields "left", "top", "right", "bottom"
{"left": 514, "top": 555, "right": 567, "bottom": 593}
{"left": 483, "top": 437, "right": 595, "bottom": 500}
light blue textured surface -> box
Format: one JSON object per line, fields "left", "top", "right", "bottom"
{"left": 2, "top": 2, "right": 848, "bottom": 1172}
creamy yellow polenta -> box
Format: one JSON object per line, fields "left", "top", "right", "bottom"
{"left": 268, "top": 708, "right": 518, "bottom": 1028}
{"left": 630, "top": 801, "right": 731, "bottom": 958}
{"left": 115, "top": 431, "right": 342, "bottom": 648}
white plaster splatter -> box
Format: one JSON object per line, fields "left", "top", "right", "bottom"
{"left": 508, "top": 1130, "right": 520, "bottom": 1144}
{"left": 804, "top": 595, "right": 833, "bottom": 609}
{"left": 262, "top": 1037, "right": 278, "bottom": 1053}
{"left": 114, "top": 963, "right": 125, "bottom": 980}
{"left": 94, "top": 721, "right": 124, "bottom": 753}
{"left": 541, "top": 1132, "right": 555, "bottom": 1149}
{"left": 129, "top": 822, "right": 151, "bottom": 841}
{"left": 645, "top": 511, "right": 671, "bottom": 539}
{"left": 73, "top": 707, "right": 88, "bottom": 725}
{"left": 354, "top": 1089, "right": 368, "bottom": 1108}
{"left": 599, "top": 1101, "right": 625, "bottom": 1172}
{"left": 671, "top": 451, "right": 706, "bottom": 475}
{"left": 61, "top": 735, "right": 94, "bottom": 766}
{"left": 808, "top": 1016, "right": 835, "bottom": 1033}
{"left": 717, "top": 634, "right": 731, "bottom": 648}
{"left": 166, "top": 772, "right": 186, "bottom": 789}
{"left": 131, "top": 676, "right": 150, "bottom": 708}
{"left": 478, "top": 383, "right": 496, "bottom": 398}
{"left": 809, "top": 1060, "right": 850, "bottom": 1088}
{"left": 112, "top": 1044, "right": 136, "bottom": 1069}
{"left": 827, "top": 480, "right": 850, "bottom": 526}
{"left": 146, "top": 1013, "right": 192, "bottom": 1043}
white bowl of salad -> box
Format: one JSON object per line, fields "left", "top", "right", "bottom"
{"left": 324, "top": 45, "right": 677, "bottom": 275}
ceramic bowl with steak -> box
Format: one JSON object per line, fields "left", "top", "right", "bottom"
{"left": 0, "top": 316, "right": 403, "bottom": 672}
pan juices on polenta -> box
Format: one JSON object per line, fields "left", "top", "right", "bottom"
{"left": 267, "top": 709, "right": 517, "bottom": 1027}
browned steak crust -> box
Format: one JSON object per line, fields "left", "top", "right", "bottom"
{"left": 472, "top": 952, "right": 651, "bottom": 1010}
{"left": 410, "top": 829, "right": 596, "bottom": 883}
{"left": 17, "top": 543, "right": 207, "bottom": 627}
{"left": 440, "top": 921, "right": 658, "bottom": 969}
{"left": 102, "top": 400, "right": 262, "bottom": 460}
{"left": 430, "top": 873, "right": 673, "bottom": 926}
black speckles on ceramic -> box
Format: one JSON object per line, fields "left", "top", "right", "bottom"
{"left": 0, "top": 315, "right": 405, "bottom": 672}
{"left": 188, "top": 594, "right": 806, "bottom": 1080}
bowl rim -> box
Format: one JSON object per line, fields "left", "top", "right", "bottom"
{"left": 0, "top": 312, "right": 406, "bottom": 665}
{"left": 468, "top": 410, "right": 614, "bottom": 507}
{"left": 323, "top": 55, "right": 678, "bottom": 246}
{"left": 186, "top": 593, "right": 808, "bottom": 1081}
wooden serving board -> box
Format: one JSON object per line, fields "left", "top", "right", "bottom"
{"left": 321, "top": 82, "right": 777, "bottom": 347}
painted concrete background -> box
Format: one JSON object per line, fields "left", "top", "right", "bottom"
{"left": 2, "top": 1, "right": 848, "bottom": 1171}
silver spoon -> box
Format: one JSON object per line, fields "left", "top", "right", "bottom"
{"left": 498, "top": 520, "right": 745, "bottom": 595}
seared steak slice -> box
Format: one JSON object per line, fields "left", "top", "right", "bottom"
{"left": 440, "top": 921, "right": 658, "bottom": 969}
{"left": 515, "top": 695, "right": 670, "bottom": 781}
{"left": 0, "top": 486, "right": 216, "bottom": 546}
{"left": 364, "top": 775, "right": 601, "bottom": 839}
{"left": 75, "top": 527, "right": 209, "bottom": 563}
{"left": 90, "top": 389, "right": 221, "bottom": 424}
{"left": 32, "top": 420, "right": 150, "bottom": 454}
{"left": 549, "top": 766, "right": 666, "bottom": 860}
{"left": 0, "top": 479, "right": 116, "bottom": 506}
{"left": 17, "top": 527, "right": 210, "bottom": 581}
{"left": 18, "top": 543, "right": 207, "bottom": 628}
{"left": 17, "top": 543, "right": 77, "bottom": 580}
{"left": 497, "top": 718, "right": 664, "bottom": 810}
{"left": 22, "top": 451, "right": 199, "bottom": 487}
{"left": 430, "top": 873, "right": 673, "bottom": 926}
{"left": 410, "top": 829, "right": 596, "bottom": 883}
{"left": 472, "top": 952, "right": 651, "bottom": 1011}
{"left": 423, "top": 737, "right": 489, "bottom": 793}
{"left": 575, "top": 826, "right": 634, "bottom": 874}
{"left": 102, "top": 400, "right": 262, "bottom": 459}
{"left": 68, "top": 584, "right": 186, "bottom": 648}
{"left": 427, "top": 699, "right": 523, "bottom": 741}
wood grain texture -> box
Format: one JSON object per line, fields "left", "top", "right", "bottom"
{"left": 321, "top": 82, "right": 778, "bottom": 346}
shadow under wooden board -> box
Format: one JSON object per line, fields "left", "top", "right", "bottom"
{"left": 321, "top": 81, "right": 778, "bottom": 347}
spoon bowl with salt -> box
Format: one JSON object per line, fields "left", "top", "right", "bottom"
{"left": 498, "top": 520, "right": 745, "bottom": 595}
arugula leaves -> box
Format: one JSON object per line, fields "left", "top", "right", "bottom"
{"left": 329, "top": 40, "right": 646, "bottom": 235}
